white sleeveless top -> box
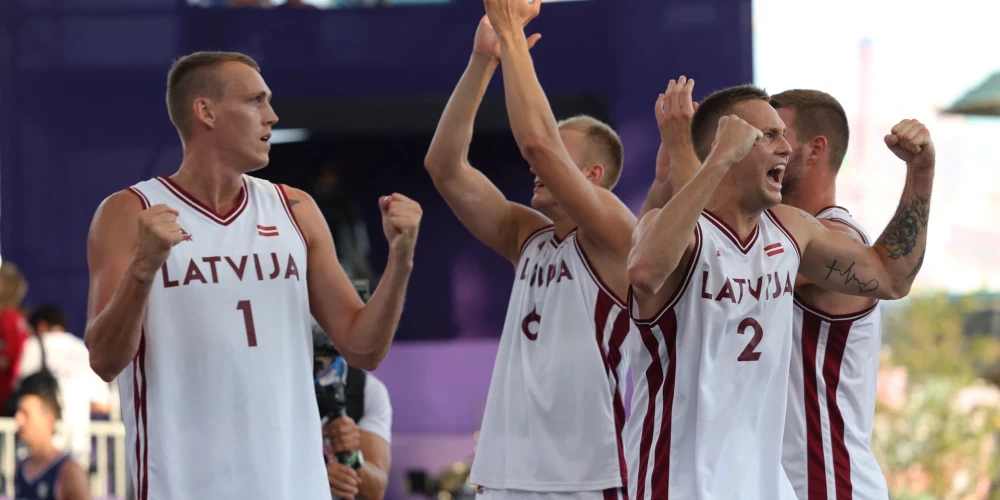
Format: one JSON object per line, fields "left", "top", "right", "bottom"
{"left": 625, "top": 210, "right": 800, "bottom": 500}
{"left": 470, "top": 227, "right": 632, "bottom": 492}
{"left": 782, "top": 206, "right": 886, "bottom": 500}
{"left": 119, "top": 175, "right": 328, "bottom": 500}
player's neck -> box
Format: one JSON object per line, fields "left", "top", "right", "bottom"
{"left": 172, "top": 150, "right": 246, "bottom": 215}
{"left": 783, "top": 166, "right": 837, "bottom": 216}
{"left": 551, "top": 216, "right": 577, "bottom": 241}
{"left": 705, "top": 192, "right": 762, "bottom": 242}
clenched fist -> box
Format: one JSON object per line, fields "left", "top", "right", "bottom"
{"left": 708, "top": 114, "right": 763, "bottom": 167}
{"left": 483, "top": 0, "right": 540, "bottom": 39}
{"left": 472, "top": 15, "right": 541, "bottom": 62}
{"left": 326, "top": 462, "right": 359, "bottom": 499}
{"left": 884, "top": 119, "right": 935, "bottom": 171}
{"left": 133, "top": 204, "right": 185, "bottom": 281}
{"left": 324, "top": 416, "right": 361, "bottom": 454}
{"left": 380, "top": 194, "right": 422, "bottom": 258}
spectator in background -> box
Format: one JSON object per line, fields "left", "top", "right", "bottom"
{"left": 14, "top": 372, "right": 90, "bottom": 500}
{"left": 314, "top": 323, "right": 392, "bottom": 500}
{"left": 0, "top": 262, "right": 30, "bottom": 413}
{"left": 21, "top": 303, "right": 111, "bottom": 471}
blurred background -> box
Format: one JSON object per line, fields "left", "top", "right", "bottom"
{"left": 1, "top": 0, "right": 999, "bottom": 498}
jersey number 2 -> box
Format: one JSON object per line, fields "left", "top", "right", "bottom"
{"left": 737, "top": 317, "right": 763, "bottom": 361}
{"left": 237, "top": 300, "right": 258, "bottom": 347}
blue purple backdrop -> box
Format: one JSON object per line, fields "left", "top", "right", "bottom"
{"left": 1, "top": 0, "right": 751, "bottom": 497}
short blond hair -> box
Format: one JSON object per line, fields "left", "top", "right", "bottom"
{"left": 557, "top": 115, "right": 625, "bottom": 189}
{"left": 0, "top": 262, "right": 27, "bottom": 310}
{"left": 166, "top": 51, "right": 261, "bottom": 139}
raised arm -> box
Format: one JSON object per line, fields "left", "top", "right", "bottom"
{"left": 486, "top": 0, "right": 635, "bottom": 253}
{"left": 781, "top": 119, "right": 934, "bottom": 300}
{"left": 628, "top": 115, "right": 761, "bottom": 295}
{"left": 424, "top": 16, "right": 548, "bottom": 265}
{"left": 85, "top": 192, "right": 184, "bottom": 382}
{"left": 639, "top": 77, "right": 702, "bottom": 218}
{"left": 288, "top": 187, "right": 421, "bottom": 371}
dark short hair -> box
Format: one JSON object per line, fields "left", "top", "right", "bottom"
{"left": 166, "top": 51, "right": 261, "bottom": 140}
{"left": 28, "top": 303, "right": 67, "bottom": 331}
{"left": 690, "top": 84, "right": 770, "bottom": 161}
{"left": 16, "top": 373, "right": 61, "bottom": 419}
{"left": 770, "top": 89, "right": 850, "bottom": 172}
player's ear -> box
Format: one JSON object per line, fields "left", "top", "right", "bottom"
{"left": 193, "top": 97, "right": 216, "bottom": 131}
{"left": 584, "top": 164, "right": 605, "bottom": 186}
{"left": 807, "top": 135, "right": 828, "bottom": 166}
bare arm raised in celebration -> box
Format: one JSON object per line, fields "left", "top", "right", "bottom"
{"left": 485, "top": 0, "right": 636, "bottom": 265}
{"left": 628, "top": 116, "right": 762, "bottom": 298}
{"left": 424, "top": 16, "right": 548, "bottom": 266}
{"left": 289, "top": 189, "right": 422, "bottom": 370}
{"left": 774, "top": 118, "right": 934, "bottom": 299}
{"left": 639, "top": 76, "right": 702, "bottom": 218}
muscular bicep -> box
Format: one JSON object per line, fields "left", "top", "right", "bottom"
{"left": 86, "top": 192, "right": 142, "bottom": 328}
{"left": 799, "top": 221, "right": 894, "bottom": 299}
{"left": 796, "top": 220, "right": 865, "bottom": 289}
{"left": 430, "top": 165, "right": 549, "bottom": 265}
{"left": 284, "top": 187, "right": 366, "bottom": 352}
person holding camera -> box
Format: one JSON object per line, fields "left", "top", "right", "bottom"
{"left": 314, "top": 324, "right": 393, "bottom": 500}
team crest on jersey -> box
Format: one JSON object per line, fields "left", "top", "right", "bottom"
{"left": 37, "top": 482, "right": 48, "bottom": 498}
{"left": 180, "top": 228, "right": 193, "bottom": 242}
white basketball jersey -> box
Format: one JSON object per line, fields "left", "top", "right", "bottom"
{"left": 625, "top": 210, "right": 800, "bottom": 500}
{"left": 120, "top": 175, "right": 329, "bottom": 500}
{"left": 470, "top": 227, "right": 632, "bottom": 492}
{"left": 782, "top": 206, "right": 886, "bottom": 500}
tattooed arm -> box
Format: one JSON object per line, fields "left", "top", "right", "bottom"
{"left": 776, "top": 119, "right": 934, "bottom": 299}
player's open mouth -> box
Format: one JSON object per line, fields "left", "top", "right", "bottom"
{"left": 766, "top": 164, "right": 784, "bottom": 188}
{"left": 534, "top": 181, "right": 545, "bottom": 190}
{"left": 260, "top": 134, "right": 271, "bottom": 143}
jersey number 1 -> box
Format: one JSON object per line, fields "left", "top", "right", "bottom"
{"left": 737, "top": 317, "right": 763, "bottom": 361}
{"left": 237, "top": 300, "right": 258, "bottom": 347}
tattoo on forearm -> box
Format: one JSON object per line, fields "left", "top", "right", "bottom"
{"left": 824, "top": 259, "right": 879, "bottom": 294}
{"left": 289, "top": 199, "right": 300, "bottom": 207}
{"left": 878, "top": 194, "right": 931, "bottom": 259}
{"left": 904, "top": 249, "right": 926, "bottom": 280}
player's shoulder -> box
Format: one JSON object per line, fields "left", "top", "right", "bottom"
{"left": 55, "top": 455, "right": 88, "bottom": 497}
{"left": 88, "top": 190, "right": 145, "bottom": 239}
{"left": 814, "top": 206, "right": 870, "bottom": 244}
{"left": 768, "top": 204, "right": 824, "bottom": 235}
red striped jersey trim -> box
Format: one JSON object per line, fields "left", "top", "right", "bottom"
{"left": 155, "top": 176, "right": 249, "bottom": 227}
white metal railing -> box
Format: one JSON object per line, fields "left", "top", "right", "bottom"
{"left": 0, "top": 418, "right": 128, "bottom": 499}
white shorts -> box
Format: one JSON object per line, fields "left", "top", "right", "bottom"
{"left": 476, "top": 487, "right": 627, "bottom": 500}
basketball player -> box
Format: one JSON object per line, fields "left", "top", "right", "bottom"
{"left": 14, "top": 373, "right": 91, "bottom": 500}
{"left": 424, "top": 8, "right": 635, "bottom": 500}
{"left": 626, "top": 84, "right": 934, "bottom": 499}
{"left": 770, "top": 89, "right": 888, "bottom": 500}
{"left": 83, "top": 51, "right": 422, "bottom": 499}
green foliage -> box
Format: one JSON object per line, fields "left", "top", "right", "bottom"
{"left": 875, "top": 292, "right": 1000, "bottom": 499}
{"left": 883, "top": 293, "right": 997, "bottom": 382}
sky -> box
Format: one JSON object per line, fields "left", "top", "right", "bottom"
{"left": 753, "top": 0, "right": 1000, "bottom": 293}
